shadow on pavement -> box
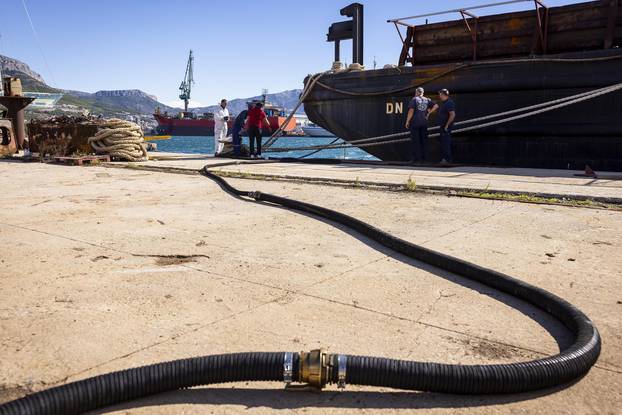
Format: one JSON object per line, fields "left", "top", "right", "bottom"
{"left": 93, "top": 382, "right": 577, "bottom": 413}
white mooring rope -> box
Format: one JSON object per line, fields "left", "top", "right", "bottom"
{"left": 88, "top": 119, "right": 148, "bottom": 161}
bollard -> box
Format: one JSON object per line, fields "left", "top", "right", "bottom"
{"left": 0, "top": 96, "right": 35, "bottom": 150}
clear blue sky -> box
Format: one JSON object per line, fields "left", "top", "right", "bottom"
{"left": 2, "top": 0, "right": 576, "bottom": 107}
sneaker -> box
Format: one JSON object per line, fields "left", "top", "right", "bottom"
{"left": 440, "top": 159, "right": 449, "bottom": 165}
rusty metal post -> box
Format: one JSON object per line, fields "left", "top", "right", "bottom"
{"left": 340, "top": 3, "right": 364, "bottom": 65}
{"left": 0, "top": 96, "right": 35, "bottom": 150}
{"left": 334, "top": 39, "right": 341, "bottom": 62}
{"left": 534, "top": 0, "right": 549, "bottom": 54}
{"left": 398, "top": 25, "right": 416, "bottom": 66}
{"left": 460, "top": 10, "right": 479, "bottom": 61}
{"left": 604, "top": 0, "right": 619, "bottom": 49}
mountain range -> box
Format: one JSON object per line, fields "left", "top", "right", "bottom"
{"left": 0, "top": 55, "right": 303, "bottom": 121}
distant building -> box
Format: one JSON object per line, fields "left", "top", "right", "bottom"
{"left": 23, "top": 92, "right": 64, "bottom": 109}
{"left": 293, "top": 113, "right": 309, "bottom": 127}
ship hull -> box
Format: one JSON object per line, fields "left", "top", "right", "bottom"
{"left": 303, "top": 50, "right": 622, "bottom": 170}
{"left": 154, "top": 114, "right": 217, "bottom": 136}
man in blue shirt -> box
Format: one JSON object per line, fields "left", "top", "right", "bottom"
{"left": 437, "top": 88, "right": 456, "bottom": 164}
{"left": 405, "top": 87, "right": 437, "bottom": 163}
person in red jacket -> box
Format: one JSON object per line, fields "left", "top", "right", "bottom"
{"left": 246, "top": 102, "right": 271, "bottom": 159}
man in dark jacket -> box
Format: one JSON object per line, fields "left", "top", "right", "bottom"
{"left": 231, "top": 104, "right": 250, "bottom": 157}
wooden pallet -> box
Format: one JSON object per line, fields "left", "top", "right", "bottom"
{"left": 53, "top": 155, "right": 110, "bottom": 166}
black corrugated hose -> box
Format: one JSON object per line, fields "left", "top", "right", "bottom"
{"left": 0, "top": 166, "right": 600, "bottom": 415}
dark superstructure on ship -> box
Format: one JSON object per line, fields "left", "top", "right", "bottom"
{"left": 302, "top": 1, "right": 622, "bottom": 170}
{"left": 154, "top": 51, "right": 296, "bottom": 136}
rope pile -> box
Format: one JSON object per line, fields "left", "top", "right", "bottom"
{"left": 88, "top": 119, "right": 148, "bottom": 161}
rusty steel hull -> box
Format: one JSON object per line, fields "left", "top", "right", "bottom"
{"left": 398, "top": 0, "right": 622, "bottom": 66}
{"left": 27, "top": 116, "right": 100, "bottom": 156}
{"left": 303, "top": 50, "right": 622, "bottom": 170}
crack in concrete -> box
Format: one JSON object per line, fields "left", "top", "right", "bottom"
{"left": 183, "top": 262, "right": 622, "bottom": 375}
{"left": 0, "top": 222, "right": 211, "bottom": 265}
{"left": 302, "top": 254, "right": 390, "bottom": 289}
{"left": 64, "top": 295, "right": 286, "bottom": 383}
{"left": 420, "top": 204, "right": 516, "bottom": 246}
{"left": 414, "top": 290, "right": 455, "bottom": 324}
{"left": 131, "top": 254, "right": 210, "bottom": 259}
{"left": 30, "top": 199, "right": 53, "bottom": 207}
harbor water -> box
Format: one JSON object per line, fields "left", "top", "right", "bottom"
{"left": 153, "top": 135, "right": 377, "bottom": 160}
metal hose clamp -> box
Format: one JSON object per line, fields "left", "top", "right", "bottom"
{"left": 337, "top": 355, "right": 347, "bottom": 389}
{"left": 283, "top": 352, "right": 293, "bottom": 384}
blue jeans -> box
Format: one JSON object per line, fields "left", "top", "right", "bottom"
{"left": 440, "top": 129, "right": 453, "bottom": 162}
{"left": 231, "top": 128, "right": 242, "bottom": 156}
{"left": 409, "top": 125, "right": 428, "bottom": 162}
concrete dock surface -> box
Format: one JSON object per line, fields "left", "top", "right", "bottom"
{"left": 132, "top": 153, "right": 622, "bottom": 202}
{"left": 1, "top": 157, "right": 621, "bottom": 414}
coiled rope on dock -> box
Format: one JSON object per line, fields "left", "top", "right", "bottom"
{"left": 265, "top": 81, "right": 622, "bottom": 154}
{"left": 88, "top": 119, "right": 148, "bottom": 162}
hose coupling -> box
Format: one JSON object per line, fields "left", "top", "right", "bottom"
{"left": 298, "top": 349, "right": 347, "bottom": 390}
{"left": 249, "top": 191, "right": 262, "bottom": 200}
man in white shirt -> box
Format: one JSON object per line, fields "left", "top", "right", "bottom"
{"left": 213, "top": 99, "right": 229, "bottom": 155}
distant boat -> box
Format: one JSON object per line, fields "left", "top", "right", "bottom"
{"left": 144, "top": 135, "right": 171, "bottom": 141}
{"left": 302, "top": 123, "right": 333, "bottom": 137}
{"left": 22, "top": 92, "right": 64, "bottom": 109}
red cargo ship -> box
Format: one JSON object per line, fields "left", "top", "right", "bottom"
{"left": 154, "top": 111, "right": 223, "bottom": 136}
{"left": 154, "top": 101, "right": 296, "bottom": 136}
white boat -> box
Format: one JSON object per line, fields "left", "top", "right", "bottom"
{"left": 302, "top": 123, "right": 333, "bottom": 137}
